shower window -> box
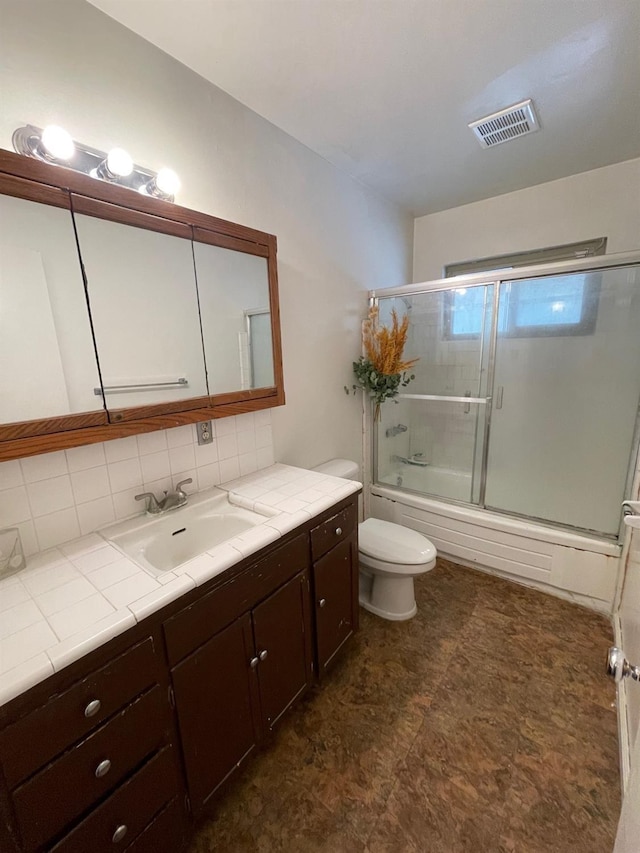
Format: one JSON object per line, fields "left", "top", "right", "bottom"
{"left": 445, "top": 274, "right": 599, "bottom": 340}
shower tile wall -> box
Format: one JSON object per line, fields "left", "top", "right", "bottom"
{"left": 379, "top": 297, "right": 481, "bottom": 476}
{"left": 0, "top": 411, "right": 274, "bottom": 557}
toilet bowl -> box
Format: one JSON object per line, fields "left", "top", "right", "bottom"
{"left": 312, "top": 459, "right": 437, "bottom": 621}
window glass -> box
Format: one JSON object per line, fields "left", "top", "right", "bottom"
{"left": 446, "top": 274, "right": 597, "bottom": 339}
{"left": 512, "top": 276, "right": 584, "bottom": 328}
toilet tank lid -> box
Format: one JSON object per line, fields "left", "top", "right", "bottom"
{"left": 312, "top": 458, "right": 359, "bottom": 479}
{"left": 358, "top": 518, "right": 436, "bottom": 565}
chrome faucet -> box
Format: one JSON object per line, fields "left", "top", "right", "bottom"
{"left": 135, "top": 478, "right": 193, "bottom": 515}
{"left": 393, "top": 453, "right": 429, "bottom": 468}
{"left": 386, "top": 424, "right": 408, "bottom": 438}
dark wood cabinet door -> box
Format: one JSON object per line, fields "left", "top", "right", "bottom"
{"left": 171, "top": 613, "right": 260, "bottom": 814}
{"left": 313, "top": 536, "right": 357, "bottom": 675}
{"left": 252, "top": 572, "right": 311, "bottom": 733}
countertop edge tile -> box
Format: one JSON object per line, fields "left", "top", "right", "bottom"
{"left": 264, "top": 511, "right": 311, "bottom": 536}
{"left": 128, "top": 575, "right": 196, "bottom": 622}
{"left": 188, "top": 544, "right": 246, "bottom": 585}
{"left": 46, "top": 610, "right": 137, "bottom": 672}
{"left": 0, "top": 653, "right": 55, "bottom": 707}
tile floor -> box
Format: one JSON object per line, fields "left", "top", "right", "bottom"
{"left": 189, "top": 559, "right": 620, "bottom": 852}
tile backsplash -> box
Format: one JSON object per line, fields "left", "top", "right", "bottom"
{"left": 0, "top": 411, "right": 274, "bottom": 557}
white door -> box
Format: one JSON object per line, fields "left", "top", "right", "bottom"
{"left": 614, "top": 732, "right": 640, "bottom": 851}
{"left": 614, "top": 514, "right": 640, "bottom": 851}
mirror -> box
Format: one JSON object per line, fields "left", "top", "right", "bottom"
{"left": 74, "top": 210, "right": 209, "bottom": 412}
{"left": 193, "top": 239, "right": 275, "bottom": 394}
{"left": 0, "top": 193, "right": 104, "bottom": 423}
{"left": 0, "top": 147, "right": 283, "bottom": 459}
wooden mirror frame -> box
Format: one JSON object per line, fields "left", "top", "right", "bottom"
{"left": 0, "top": 149, "right": 284, "bottom": 462}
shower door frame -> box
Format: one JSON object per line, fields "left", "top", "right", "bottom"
{"left": 370, "top": 250, "right": 640, "bottom": 544}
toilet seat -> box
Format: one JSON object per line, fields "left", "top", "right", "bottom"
{"left": 358, "top": 518, "right": 436, "bottom": 566}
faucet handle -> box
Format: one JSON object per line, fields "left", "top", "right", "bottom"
{"left": 134, "top": 492, "right": 161, "bottom": 513}
{"left": 175, "top": 478, "right": 193, "bottom": 495}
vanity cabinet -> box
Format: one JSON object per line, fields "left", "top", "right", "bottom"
{"left": 310, "top": 502, "right": 359, "bottom": 675}
{"left": 165, "top": 534, "right": 312, "bottom": 814}
{"left": 0, "top": 493, "right": 358, "bottom": 852}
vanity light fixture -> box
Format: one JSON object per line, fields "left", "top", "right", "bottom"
{"left": 141, "top": 167, "right": 181, "bottom": 200}
{"left": 93, "top": 147, "right": 134, "bottom": 181}
{"left": 12, "top": 124, "right": 181, "bottom": 202}
{"left": 39, "top": 125, "right": 76, "bottom": 161}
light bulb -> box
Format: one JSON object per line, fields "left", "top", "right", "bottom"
{"left": 155, "top": 168, "right": 180, "bottom": 196}
{"left": 106, "top": 147, "right": 133, "bottom": 177}
{"left": 40, "top": 125, "right": 75, "bottom": 161}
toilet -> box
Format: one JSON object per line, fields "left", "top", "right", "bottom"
{"left": 312, "top": 459, "right": 437, "bottom": 621}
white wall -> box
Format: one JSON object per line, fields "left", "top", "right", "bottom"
{"left": 414, "top": 158, "right": 640, "bottom": 281}
{"left": 0, "top": 0, "right": 412, "bottom": 471}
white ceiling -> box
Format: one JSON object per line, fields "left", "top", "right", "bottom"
{"left": 88, "top": 0, "right": 640, "bottom": 216}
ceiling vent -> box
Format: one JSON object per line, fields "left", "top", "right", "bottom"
{"left": 469, "top": 99, "right": 540, "bottom": 148}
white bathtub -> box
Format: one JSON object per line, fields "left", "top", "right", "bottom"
{"left": 378, "top": 465, "right": 471, "bottom": 502}
{"left": 370, "top": 473, "right": 621, "bottom": 612}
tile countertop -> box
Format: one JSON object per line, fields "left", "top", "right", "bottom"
{"left": 0, "top": 464, "right": 361, "bottom": 708}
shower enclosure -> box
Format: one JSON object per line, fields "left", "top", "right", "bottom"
{"left": 373, "top": 253, "right": 640, "bottom": 540}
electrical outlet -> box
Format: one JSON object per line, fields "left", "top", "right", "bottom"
{"left": 197, "top": 420, "right": 213, "bottom": 445}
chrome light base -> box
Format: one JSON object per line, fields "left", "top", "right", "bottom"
{"left": 11, "top": 124, "right": 177, "bottom": 202}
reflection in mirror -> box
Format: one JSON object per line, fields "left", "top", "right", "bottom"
{"left": 193, "top": 241, "right": 274, "bottom": 394}
{"left": 246, "top": 309, "right": 275, "bottom": 389}
{"left": 0, "top": 194, "right": 104, "bottom": 423}
{"left": 73, "top": 214, "right": 208, "bottom": 410}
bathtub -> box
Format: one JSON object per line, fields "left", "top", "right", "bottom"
{"left": 378, "top": 465, "right": 472, "bottom": 502}
{"left": 370, "top": 469, "right": 621, "bottom": 612}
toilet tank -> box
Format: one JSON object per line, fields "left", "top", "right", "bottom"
{"left": 312, "top": 458, "right": 359, "bottom": 480}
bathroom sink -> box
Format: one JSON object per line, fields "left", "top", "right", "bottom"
{"left": 101, "top": 489, "right": 272, "bottom": 575}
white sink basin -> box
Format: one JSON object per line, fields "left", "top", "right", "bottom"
{"left": 100, "top": 489, "right": 271, "bottom": 575}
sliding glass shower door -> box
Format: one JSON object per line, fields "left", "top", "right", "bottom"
{"left": 373, "top": 259, "right": 640, "bottom": 539}
{"left": 375, "top": 285, "right": 494, "bottom": 504}
{"left": 484, "top": 265, "right": 640, "bottom": 536}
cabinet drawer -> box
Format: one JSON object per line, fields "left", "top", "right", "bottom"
{"left": 124, "top": 797, "right": 185, "bottom": 853}
{"left": 12, "top": 686, "right": 167, "bottom": 850}
{"left": 50, "top": 746, "right": 179, "bottom": 853}
{"left": 164, "top": 533, "right": 308, "bottom": 665}
{"left": 310, "top": 502, "right": 356, "bottom": 562}
{"left": 0, "top": 637, "right": 158, "bottom": 789}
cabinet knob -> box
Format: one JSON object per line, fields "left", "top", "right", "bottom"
{"left": 112, "top": 824, "right": 128, "bottom": 844}
{"left": 95, "top": 759, "right": 112, "bottom": 779}
{"left": 249, "top": 656, "right": 259, "bottom": 669}
{"left": 259, "top": 649, "right": 268, "bottom": 661}
{"left": 319, "top": 598, "right": 326, "bottom": 608}
{"left": 335, "top": 527, "right": 342, "bottom": 535}
{"left": 84, "top": 699, "right": 101, "bottom": 718}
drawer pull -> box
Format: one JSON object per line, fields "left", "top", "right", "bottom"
{"left": 112, "top": 824, "right": 128, "bottom": 844}
{"left": 249, "top": 656, "right": 259, "bottom": 669}
{"left": 335, "top": 527, "right": 342, "bottom": 535}
{"left": 259, "top": 649, "right": 268, "bottom": 661}
{"left": 319, "top": 598, "right": 326, "bottom": 608}
{"left": 95, "top": 759, "right": 112, "bottom": 779}
{"left": 84, "top": 699, "right": 102, "bottom": 718}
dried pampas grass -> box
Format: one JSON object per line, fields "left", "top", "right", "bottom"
{"left": 363, "top": 306, "right": 418, "bottom": 375}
